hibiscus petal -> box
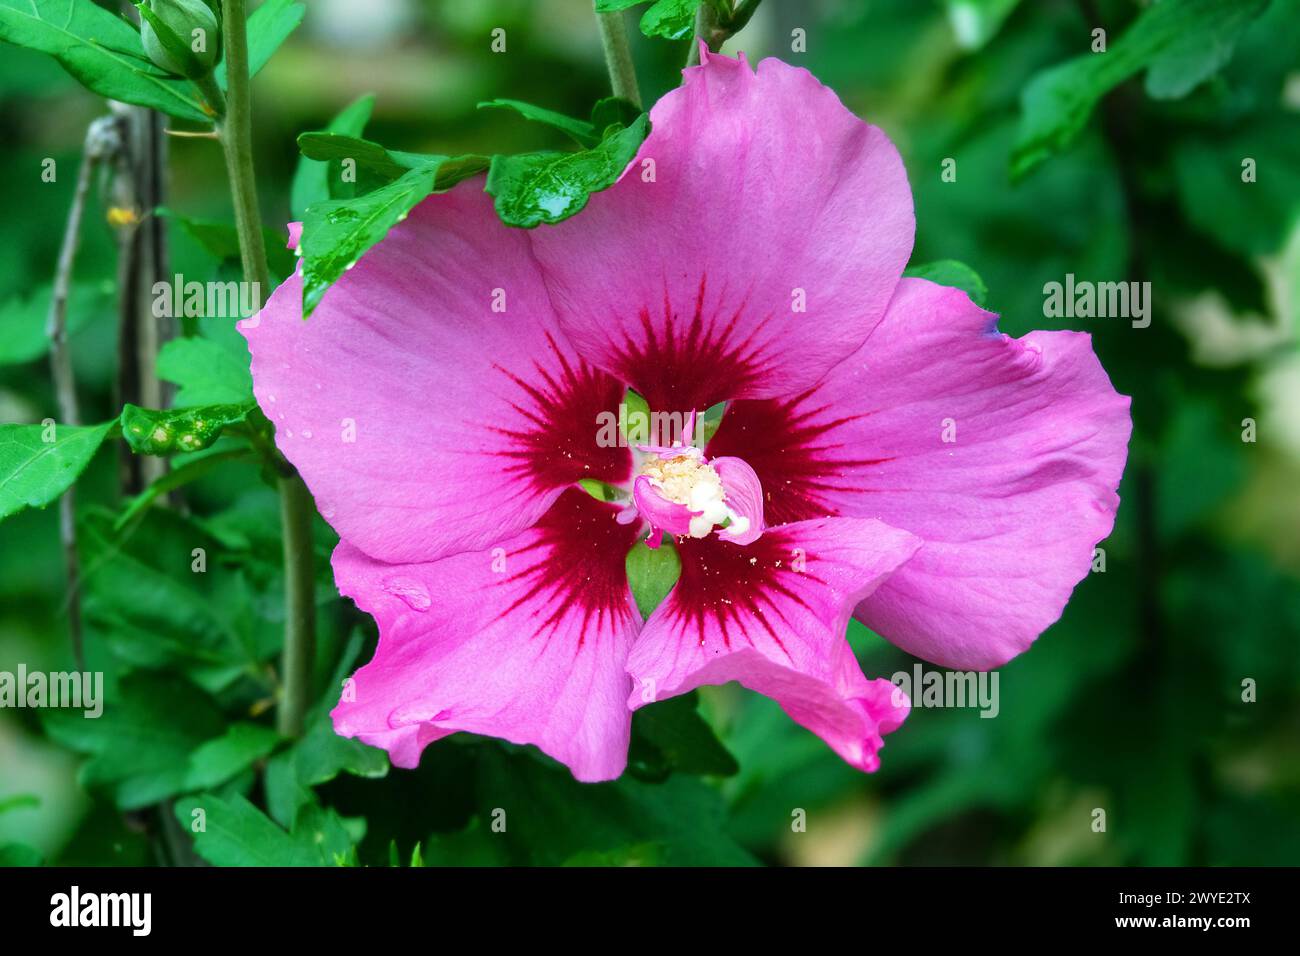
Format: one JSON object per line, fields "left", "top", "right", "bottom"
{"left": 712, "top": 454, "right": 764, "bottom": 545}
{"left": 528, "top": 51, "right": 914, "bottom": 412}
{"left": 241, "top": 182, "right": 630, "bottom": 564}
{"left": 632, "top": 474, "right": 695, "bottom": 546}
{"left": 331, "top": 489, "right": 643, "bottom": 782}
{"left": 626, "top": 517, "right": 920, "bottom": 772}
{"left": 705, "top": 277, "right": 1132, "bottom": 669}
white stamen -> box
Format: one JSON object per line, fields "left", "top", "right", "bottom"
{"left": 640, "top": 451, "right": 745, "bottom": 539}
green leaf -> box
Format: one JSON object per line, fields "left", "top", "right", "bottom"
{"left": 0, "top": 420, "right": 114, "bottom": 522}
{"left": 78, "top": 508, "right": 254, "bottom": 674}
{"left": 589, "top": 96, "right": 641, "bottom": 136}
{"left": 474, "top": 745, "right": 756, "bottom": 866}
{"left": 594, "top": 0, "right": 700, "bottom": 41}
{"left": 0, "top": 280, "right": 112, "bottom": 367}
{"left": 630, "top": 692, "right": 739, "bottom": 778}
{"left": 903, "top": 258, "right": 989, "bottom": 307}
{"left": 626, "top": 538, "right": 680, "bottom": 619}
{"left": 485, "top": 113, "right": 649, "bottom": 228}
{"left": 299, "top": 156, "right": 489, "bottom": 315}
{"left": 264, "top": 711, "right": 388, "bottom": 828}
{"left": 156, "top": 336, "right": 254, "bottom": 407}
{"left": 120, "top": 402, "right": 253, "bottom": 456}
{"left": 44, "top": 688, "right": 276, "bottom": 810}
{"left": 1011, "top": 0, "right": 1268, "bottom": 178}
{"left": 173, "top": 793, "right": 359, "bottom": 866}
{"left": 295, "top": 132, "right": 446, "bottom": 182}
{"left": 42, "top": 673, "right": 227, "bottom": 810}
{"left": 301, "top": 166, "right": 432, "bottom": 316}
{"left": 478, "top": 98, "right": 600, "bottom": 148}
{"left": 215, "top": 0, "right": 304, "bottom": 88}
{"left": 292, "top": 714, "right": 389, "bottom": 786}
{"left": 175, "top": 794, "right": 312, "bottom": 865}
{"left": 0, "top": 0, "right": 209, "bottom": 122}
{"left": 291, "top": 94, "right": 376, "bottom": 219}
{"left": 183, "top": 723, "right": 281, "bottom": 790}
{"left": 638, "top": 0, "right": 700, "bottom": 40}
{"left": 158, "top": 207, "right": 297, "bottom": 280}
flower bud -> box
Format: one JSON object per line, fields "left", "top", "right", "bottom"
{"left": 139, "top": 0, "right": 221, "bottom": 80}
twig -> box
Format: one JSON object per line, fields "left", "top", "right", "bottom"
{"left": 47, "top": 116, "right": 121, "bottom": 670}
{"left": 112, "top": 104, "right": 170, "bottom": 495}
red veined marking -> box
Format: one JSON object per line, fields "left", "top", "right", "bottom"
{"left": 500, "top": 488, "right": 642, "bottom": 648}
{"left": 667, "top": 530, "right": 823, "bottom": 661}
{"left": 609, "top": 275, "right": 771, "bottom": 413}
{"left": 706, "top": 389, "right": 894, "bottom": 525}
{"left": 487, "top": 331, "right": 631, "bottom": 491}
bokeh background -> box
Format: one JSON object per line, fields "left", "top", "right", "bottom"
{"left": 2, "top": 0, "right": 1298, "bottom": 866}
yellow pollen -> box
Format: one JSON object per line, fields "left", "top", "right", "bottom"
{"left": 640, "top": 451, "right": 748, "bottom": 539}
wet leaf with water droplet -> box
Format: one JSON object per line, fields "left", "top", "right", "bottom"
{"left": 299, "top": 155, "right": 489, "bottom": 317}
{"left": 594, "top": 0, "right": 702, "bottom": 42}
{"left": 120, "top": 402, "right": 254, "bottom": 456}
{"left": 485, "top": 113, "right": 650, "bottom": 228}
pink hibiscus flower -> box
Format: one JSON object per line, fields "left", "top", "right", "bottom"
{"left": 241, "top": 51, "right": 1131, "bottom": 782}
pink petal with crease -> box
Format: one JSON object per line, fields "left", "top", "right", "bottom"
{"left": 627, "top": 516, "right": 920, "bottom": 772}
{"left": 241, "top": 182, "right": 630, "bottom": 565}
{"left": 711, "top": 455, "right": 764, "bottom": 545}
{"left": 529, "top": 51, "right": 914, "bottom": 412}
{"left": 332, "top": 489, "right": 643, "bottom": 782}
{"left": 705, "top": 277, "right": 1132, "bottom": 669}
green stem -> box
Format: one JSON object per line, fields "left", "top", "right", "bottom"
{"left": 193, "top": 71, "right": 226, "bottom": 121}
{"left": 594, "top": 5, "right": 642, "bottom": 108}
{"left": 217, "top": 0, "right": 267, "bottom": 293}
{"left": 685, "top": 2, "right": 719, "bottom": 67}
{"left": 686, "top": 1, "right": 760, "bottom": 67}
{"left": 217, "top": 0, "right": 315, "bottom": 738}
{"left": 276, "top": 468, "right": 316, "bottom": 738}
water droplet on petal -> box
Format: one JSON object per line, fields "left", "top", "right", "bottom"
{"left": 383, "top": 576, "right": 431, "bottom": 612}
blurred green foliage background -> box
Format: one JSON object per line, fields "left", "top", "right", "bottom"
{"left": 1, "top": 0, "right": 1298, "bottom": 866}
